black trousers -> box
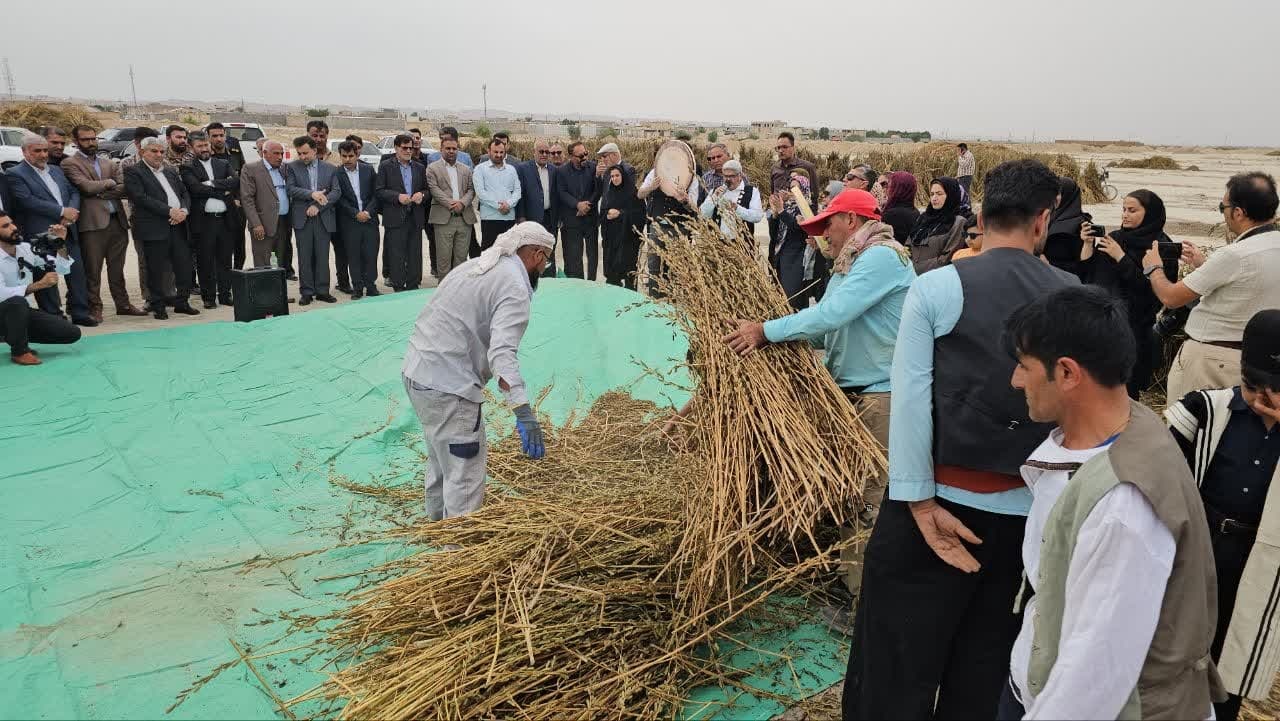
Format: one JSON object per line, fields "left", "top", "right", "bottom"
{"left": 0, "top": 296, "right": 80, "bottom": 355}
{"left": 560, "top": 221, "right": 598, "bottom": 280}
{"left": 995, "top": 677, "right": 1025, "bottom": 721}
{"left": 143, "top": 226, "right": 193, "bottom": 307}
{"left": 193, "top": 213, "right": 234, "bottom": 302}
{"left": 332, "top": 223, "right": 351, "bottom": 290}
{"left": 34, "top": 231, "right": 91, "bottom": 321}
{"left": 339, "top": 216, "right": 380, "bottom": 293}
{"left": 425, "top": 222, "right": 437, "bottom": 276}
{"left": 383, "top": 221, "right": 422, "bottom": 290}
{"left": 537, "top": 216, "right": 558, "bottom": 278}
{"left": 230, "top": 205, "right": 247, "bottom": 270}
{"left": 480, "top": 220, "right": 516, "bottom": 252}
{"left": 1208, "top": 509, "right": 1253, "bottom": 721}
{"left": 843, "top": 498, "right": 1026, "bottom": 720}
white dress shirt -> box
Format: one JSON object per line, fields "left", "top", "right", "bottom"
{"left": 445, "top": 163, "right": 460, "bottom": 201}
{"left": 402, "top": 255, "right": 532, "bottom": 407}
{"left": 344, "top": 166, "right": 363, "bottom": 211}
{"left": 538, "top": 164, "right": 551, "bottom": 210}
{"left": 641, "top": 169, "right": 699, "bottom": 207}
{"left": 150, "top": 164, "right": 181, "bottom": 208}
{"left": 28, "top": 161, "right": 65, "bottom": 205}
{"left": 199, "top": 159, "right": 227, "bottom": 214}
{"left": 0, "top": 242, "right": 75, "bottom": 304}
{"left": 699, "top": 181, "right": 765, "bottom": 236}
{"left": 1010, "top": 430, "right": 1190, "bottom": 720}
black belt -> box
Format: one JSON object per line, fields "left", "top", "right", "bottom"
{"left": 841, "top": 385, "right": 869, "bottom": 399}
{"left": 1205, "top": 503, "right": 1258, "bottom": 537}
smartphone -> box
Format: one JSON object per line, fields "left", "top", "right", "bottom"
{"left": 1088, "top": 224, "right": 1107, "bottom": 237}
{"left": 1157, "top": 241, "right": 1182, "bottom": 261}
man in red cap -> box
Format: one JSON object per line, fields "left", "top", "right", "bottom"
{"left": 723, "top": 188, "right": 916, "bottom": 626}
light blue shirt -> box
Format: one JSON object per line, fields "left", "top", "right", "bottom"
{"left": 763, "top": 245, "right": 913, "bottom": 393}
{"left": 426, "top": 150, "right": 473, "bottom": 168}
{"left": 472, "top": 161, "right": 521, "bottom": 221}
{"left": 266, "top": 162, "right": 289, "bottom": 215}
{"left": 344, "top": 166, "right": 363, "bottom": 211}
{"left": 886, "top": 265, "right": 1033, "bottom": 516}
{"left": 397, "top": 161, "right": 413, "bottom": 198}
{"left": 88, "top": 155, "right": 117, "bottom": 215}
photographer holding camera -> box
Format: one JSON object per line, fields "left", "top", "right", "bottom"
{"left": 0, "top": 211, "right": 81, "bottom": 365}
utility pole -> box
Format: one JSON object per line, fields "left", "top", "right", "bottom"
{"left": 2, "top": 57, "right": 15, "bottom": 98}
{"left": 482, "top": 83, "right": 487, "bottom": 120}
{"left": 128, "top": 64, "right": 138, "bottom": 114}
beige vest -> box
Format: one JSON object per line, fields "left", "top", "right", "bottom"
{"left": 1028, "top": 402, "right": 1225, "bottom": 719}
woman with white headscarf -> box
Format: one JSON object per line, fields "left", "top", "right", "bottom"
{"left": 401, "top": 222, "right": 556, "bottom": 521}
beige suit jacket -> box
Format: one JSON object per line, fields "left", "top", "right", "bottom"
{"left": 240, "top": 160, "right": 284, "bottom": 236}
{"left": 61, "top": 152, "right": 129, "bottom": 232}
{"left": 426, "top": 159, "right": 477, "bottom": 226}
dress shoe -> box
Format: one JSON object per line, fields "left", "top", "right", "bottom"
{"left": 153, "top": 308, "right": 169, "bottom": 320}
{"left": 337, "top": 285, "right": 354, "bottom": 295}
{"left": 218, "top": 295, "right": 233, "bottom": 306}
{"left": 203, "top": 299, "right": 218, "bottom": 310}
{"left": 351, "top": 291, "right": 364, "bottom": 300}
{"left": 299, "top": 296, "right": 313, "bottom": 306}
{"left": 91, "top": 310, "right": 104, "bottom": 323}
{"left": 117, "top": 305, "right": 149, "bottom": 317}
{"left": 365, "top": 288, "right": 381, "bottom": 297}
{"left": 286, "top": 272, "right": 298, "bottom": 281}
{"left": 191, "top": 284, "right": 201, "bottom": 296}
{"left": 72, "top": 316, "right": 100, "bottom": 328}
{"left": 316, "top": 293, "right": 337, "bottom": 303}
{"left": 11, "top": 351, "right": 41, "bottom": 366}
{"left": 174, "top": 304, "right": 200, "bottom": 316}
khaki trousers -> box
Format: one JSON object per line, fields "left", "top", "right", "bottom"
{"left": 81, "top": 214, "right": 133, "bottom": 312}
{"left": 1166, "top": 338, "right": 1241, "bottom": 404}
{"left": 842, "top": 391, "right": 890, "bottom": 597}
{"left": 432, "top": 215, "right": 472, "bottom": 279}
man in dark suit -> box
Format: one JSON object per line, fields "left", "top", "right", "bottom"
{"left": 552, "top": 141, "right": 600, "bottom": 280}
{"left": 285, "top": 136, "right": 342, "bottom": 305}
{"left": 0, "top": 169, "right": 14, "bottom": 224}
{"left": 207, "top": 122, "right": 247, "bottom": 270}
{"left": 123, "top": 137, "right": 199, "bottom": 319}
{"left": 375, "top": 133, "right": 428, "bottom": 291}
{"left": 335, "top": 140, "right": 381, "bottom": 299}
{"left": 517, "top": 139, "right": 559, "bottom": 277}
{"left": 181, "top": 131, "right": 240, "bottom": 309}
{"left": 7, "top": 136, "right": 95, "bottom": 325}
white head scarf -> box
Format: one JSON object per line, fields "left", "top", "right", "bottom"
{"left": 468, "top": 221, "right": 556, "bottom": 277}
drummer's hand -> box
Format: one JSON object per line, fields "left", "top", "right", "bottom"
{"left": 769, "top": 192, "right": 784, "bottom": 214}
{"left": 675, "top": 189, "right": 688, "bottom": 204}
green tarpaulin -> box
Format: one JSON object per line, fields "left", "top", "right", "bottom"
{"left": 0, "top": 280, "right": 844, "bottom": 720}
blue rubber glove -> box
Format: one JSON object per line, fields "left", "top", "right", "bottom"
{"left": 513, "top": 404, "right": 545, "bottom": 460}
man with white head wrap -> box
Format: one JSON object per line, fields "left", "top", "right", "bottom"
{"left": 402, "top": 221, "right": 556, "bottom": 520}
{"left": 698, "top": 159, "right": 764, "bottom": 246}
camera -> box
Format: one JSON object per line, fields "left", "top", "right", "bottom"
{"left": 19, "top": 231, "right": 67, "bottom": 276}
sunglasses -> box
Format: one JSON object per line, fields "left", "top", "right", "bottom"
{"left": 537, "top": 149, "right": 550, "bottom": 154}
{"left": 551, "top": 150, "right": 564, "bottom": 155}
{"left": 573, "top": 154, "right": 587, "bottom": 160}
{"left": 966, "top": 231, "right": 984, "bottom": 241}
{"left": 844, "top": 175, "right": 866, "bottom": 183}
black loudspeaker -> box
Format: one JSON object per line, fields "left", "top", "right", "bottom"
{"left": 230, "top": 267, "right": 289, "bottom": 322}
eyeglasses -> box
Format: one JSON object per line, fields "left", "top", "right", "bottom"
{"left": 1219, "top": 202, "right": 1235, "bottom": 213}
{"left": 537, "top": 149, "right": 550, "bottom": 154}
{"left": 966, "top": 231, "right": 984, "bottom": 241}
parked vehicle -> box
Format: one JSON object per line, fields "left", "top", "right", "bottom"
{"left": 327, "top": 139, "right": 383, "bottom": 165}
{"left": 0, "top": 126, "right": 38, "bottom": 169}
{"left": 97, "top": 127, "right": 138, "bottom": 157}
{"left": 375, "top": 133, "right": 433, "bottom": 160}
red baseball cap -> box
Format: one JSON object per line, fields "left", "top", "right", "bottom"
{"left": 799, "top": 189, "right": 881, "bottom": 236}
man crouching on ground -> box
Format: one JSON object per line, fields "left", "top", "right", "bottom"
{"left": 402, "top": 221, "right": 555, "bottom": 520}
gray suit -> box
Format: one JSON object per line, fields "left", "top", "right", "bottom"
{"left": 284, "top": 159, "right": 342, "bottom": 297}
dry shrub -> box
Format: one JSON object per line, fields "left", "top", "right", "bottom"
{"left": 1109, "top": 155, "right": 1182, "bottom": 170}
{"left": 0, "top": 102, "right": 102, "bottom": 133}
{"left": 1266, "top": 150, "right": 1280, "bottom": 157}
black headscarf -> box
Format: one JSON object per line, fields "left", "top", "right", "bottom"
{"left": 908, "top": 177, "right": 963, "bottom": 245}
{"left": 1111, "top": 189, "right": 1169, "bottom": 255}
{"left": 601, "top": 164, "right": 637, "bottom": 215}
{"left": 1048, "top": 177, "right": 1087, "bottom": 238}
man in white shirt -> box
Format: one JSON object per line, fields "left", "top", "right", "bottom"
{"left": 180, "top": 131, "right": 239, "bottom": 308}
{"left": 401, "top": 222, "right": 554, "bottom": 520}
{"left": 1145, "top": 172, "right": 1280, "bottom": 401}
{"left": 1001, "top": 285, "right": 1220, "bottom": 720}
{"left": 0, "top": 212, "right": 79, "bottom": 365}
{"left": 699, "top": 159, "right": 764, "bottom": 244}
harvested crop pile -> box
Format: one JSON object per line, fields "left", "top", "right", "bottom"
{"left": 1109, "top": 155, "right": 1182, "bottom": 170}
{"left": 0, "top": 102, "right": 102, "bottom": 133}
{"left": 180, "top": 217, "right": 885, "bottom": 719}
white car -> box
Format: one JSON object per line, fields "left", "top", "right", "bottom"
{"left": 203, "top": 122, "right": 294, "bottom": 165}
{"left": 327, "top": 139, "right": 384, "bottom": 165}
{"left": 0, "top": 126, "right": 39, "bottom": 170}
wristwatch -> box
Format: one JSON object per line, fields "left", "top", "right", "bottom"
{"left": 1143, "top": 264, "right": 1163, "bottom": 278}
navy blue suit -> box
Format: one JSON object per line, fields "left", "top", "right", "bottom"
{"left": 517, "top": 160, "right": 559, "bottom": 276}
{"left": 7, "top": 162, "right": 91, "bottom": 321}
{"left": 336, "top": 162, "right": 381, "bottom": 293}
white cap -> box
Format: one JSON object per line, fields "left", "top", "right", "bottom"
{"left": 596, "top": 142, "right": 620, "bottom": 156}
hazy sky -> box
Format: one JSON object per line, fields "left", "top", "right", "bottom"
{"left": 7, "top": 0, "right": 1277, "bottom": 146}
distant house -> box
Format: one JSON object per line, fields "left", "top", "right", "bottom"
{"left": 750, "top": 120, "right": 786, "bottom": 137}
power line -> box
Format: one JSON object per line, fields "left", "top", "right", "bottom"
{"left": 128, "top": 64, "right": 138, "bottom": 113}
